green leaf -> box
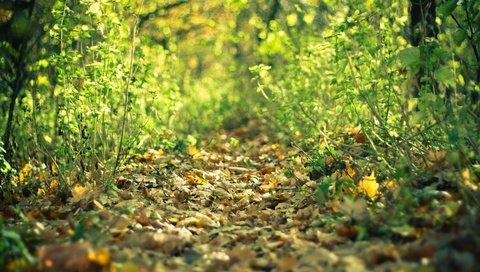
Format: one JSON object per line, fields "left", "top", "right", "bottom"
{"left": 397, "top": 47, "right": 421, "bottom": 68}
{"left": 71, "top": 223, "right": 86, "bottom": 242}
{"left": 438, "top": 0, "right": 458, "bottom": 17}
{"left": 435, "top": 65, "right": 456, "bottom": 87}
{"left": 453, "top": 29, "right": 468, "bottom": 46}
{"left": 86, "top": 2, "right": 102, "bottom": 16}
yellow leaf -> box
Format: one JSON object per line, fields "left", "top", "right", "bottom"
{"left": 37, "top": 188, "right": 45, "bottom": 196}
{"left": 37, "top": 75, "right": 49, "bottom": 86}
{"left": 168, "top": 217, "right": 179, "bottom": 224}
{"left": 88, "top": 248, "right": 110, "bottom": 266}
{"left": 187, "top": 146, "right": 202, "bottom": 159}
{"left": 331, "top": 161, "right": 356, "bottom": 180}
{"left": 462, "top": 169, "right": 478, "bottom": 191}
{"left": 72, "top": 184, "right": 90, "bottom": 200}
{"left": 191, "top": 174, "right": 207, "bottom": 185}
{"left": 43, "top": 135, "right": 52, "bottom": 143}
{"left": 359, "top": 171, "right": 379, "bottom": 198}
{"left": 17, "top": 163, "right": 31, "bottom": 182}
{"left": 143, "top": 152, "right": 155, "bottom": 161}
{"left": 50, "top": 179, "right": 59, "bottom": 190}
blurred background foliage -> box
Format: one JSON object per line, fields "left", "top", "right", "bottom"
{"left": 0, "top": 0, "right": 479, "bottom": 193}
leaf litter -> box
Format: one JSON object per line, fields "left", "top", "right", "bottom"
{"left": 1, "top": 120, "right": 480, "bottom": 271}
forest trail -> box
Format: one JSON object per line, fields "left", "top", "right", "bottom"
{"left": 2, "top": 120, "right": 477, "bottom": 272}
{"left": 2, "top": 1, "right": 480, "bottom": 271}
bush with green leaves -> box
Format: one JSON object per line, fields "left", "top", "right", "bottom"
{"left": 252, "top": 0, "right": 479, "bottom": 176}
{"left": 0, "top": 218, "right": 36, "bottom": 271}
{"left": 3, "top": 0, "right": 185, "bottom": 187}
{"left": 0, "top": 142, "right": 15, "bottom": 182}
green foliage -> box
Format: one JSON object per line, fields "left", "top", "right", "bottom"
{"left": 1, "top": 0, "right": 186, "bottom": 186}
{"left": 0, "top": 218, "right": 36, "bottom": 270}
{"left": 0, "top": 143, "right": 15, "bottom": 182}
{"left": 253, "top": 0, "right": 479, "bottom": 175}
{"left": 250, "top": 0, "right": 480, "bottom": 237}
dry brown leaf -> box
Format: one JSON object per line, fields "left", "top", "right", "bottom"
{"left": 37, "top": 242, "right": 110, "bottom": 272}
{"left": 140, "top": 233, "right": 188, "bottom": 255}
{"left": 137, "top": 209, "right": 150, "bottom": 226}
{"left": 336, "top": 224, "right": 360, "bottom": 240}
{"left": 207, "top": 251, "right": 231, "bottom": 270}
{"left": 71, "top": 184, "right": 92, "bottom": 203}
{"left": 260, "top": 167, "right": 275, "bottom": 174}
{"left": 177, "top": 212, "right": 219, "bottom": 228}
{"left": 260, "top": 179, "right": 278, "bottom": 193}
{"left": 278, "top": 256, "right": 296, "bottom": 272}
{"left": 109, "top": 215, "right": 131, "bottom": 234}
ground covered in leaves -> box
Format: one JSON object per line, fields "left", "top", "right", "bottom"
{"left": 2, "top": 121, "right": 480, "bottom": 271}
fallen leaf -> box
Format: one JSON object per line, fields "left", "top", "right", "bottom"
{"left": 71, "top": 184, "right": 92, "bottom": 202}
{"left": 336, "top": 224, "right": 360, "bottom": 240}
{"left": 188, "top": 146, "right": 202, "bottom": 159}
{"left": 137, "top": 232, "right": 189, "bottom": 255}
{"left": 260, "top": 179, "right": 278, "bottom": 193}
{"left": 278, "top": 256, "right": 296, "bottom": 272}
{"left": 137, "top": 209, "right": 150, "bottom": 226}
{"left": 207, "top": 251, "right": 231, "bottom": 270}
{"left": 37, "top": 242, "right": 110, "bottom": 272}
{"left": 177, "top": 212, "right": 220, "bottom": 228}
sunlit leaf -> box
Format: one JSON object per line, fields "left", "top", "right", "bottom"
{"left": 398, "top": 47, "right": 421, "bottom": 68}
{"left": 287, "top": 13, "right": 298, "bottom": 26}
{"left": 188, "top": 146, "right": 202, "bottom": 159}
{"left": 71, "top": 184, "right": 90, "bottom": 201}
{"left": 86, "top": 2, "right": 102, "bottom": 17}
{"left": 37, "top": 75, "right": 49, "bottom": 86}
{"left": 16, "top": 163, "right": 31, "bottom": 182}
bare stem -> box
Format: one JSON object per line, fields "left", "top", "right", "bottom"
{"left": 110, "top": 6, "right": 142, "bottom": 185}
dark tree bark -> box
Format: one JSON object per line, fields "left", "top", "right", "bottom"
{"left": 1, "top": 0, "right": 36, "bottom": 160}
{"left": 409, "top": 0, "right": 439, "bottom": 96}
{"left": 409, "top": 0, "right": 438, "bottom": 46}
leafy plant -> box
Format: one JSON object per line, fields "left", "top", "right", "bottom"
{"left": 0, "top": 218, "right": 36, "bottom": 271}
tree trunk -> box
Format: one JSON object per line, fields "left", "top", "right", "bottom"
{"left": 409, "top": 0, "right": 438, "bottom": 96}
{"left": 1, "top": 0, "right": 36, "bottom": 162}
{"left": 2, "top": 75, "right": 22, "bottom": 160}
{"left": 409, "top": 0, "right": 438, "bottom": 47}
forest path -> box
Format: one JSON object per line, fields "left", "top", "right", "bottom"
{"left": 5, "top": 120, "right": 453, "bottom": 271}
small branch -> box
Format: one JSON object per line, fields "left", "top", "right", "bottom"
{"left": 383, "top": 119, "right": 443, "bottom": 153}
{"left": 451, "top": 11, "right": 480, "bottom": 82}
{"left": 464, "top": 6, "right": 480, "bottom": 82}
{"left": 111, "top": 4, "right": 142, "bottom": 184}
{"left": 138, "top": 0, "right": 188, "bottom": 29}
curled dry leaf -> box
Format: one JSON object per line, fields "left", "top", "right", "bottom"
{"left": 177, "top": 212, "right": 220, "bottom": 228}
{"left": 71, "top": 183, "right": 93, "bottom": 203}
